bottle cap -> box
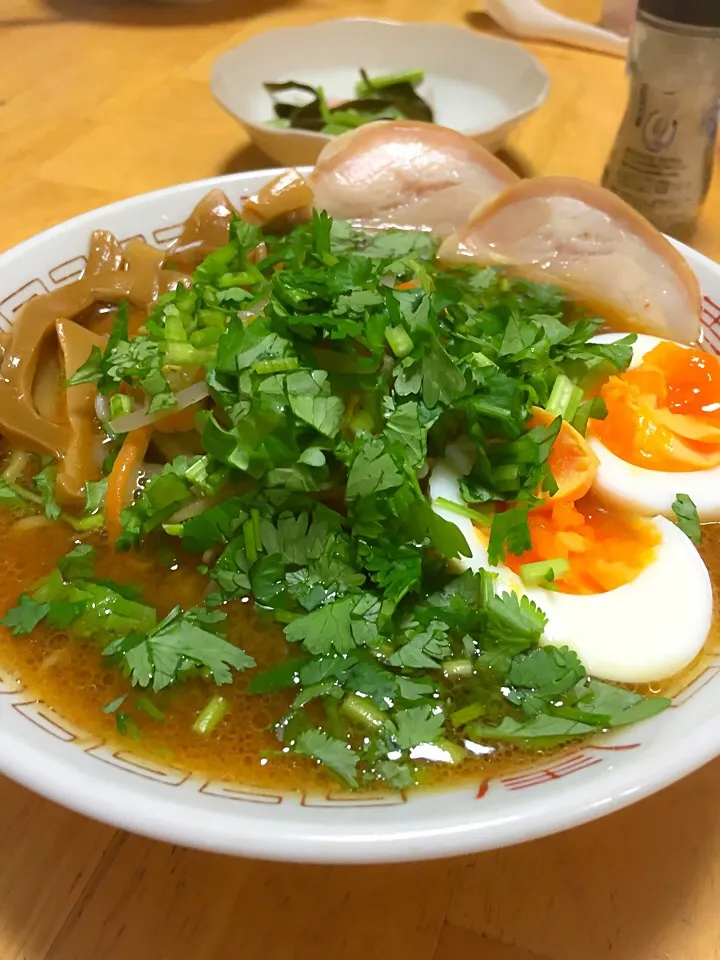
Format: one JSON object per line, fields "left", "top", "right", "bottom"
{"left": 639, "top": 0, "right": 720, "bottom": 29}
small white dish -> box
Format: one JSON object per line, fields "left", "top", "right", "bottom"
{"left": 1, "top": 168, "right": 720, "bottom": 863}
{"left": 210, "top": 19, "right": 550, "bottom": 166}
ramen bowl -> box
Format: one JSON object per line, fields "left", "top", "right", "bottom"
{"left": 210, "top": 19, "right": 550, "bottom": 166}
{"left": 0, "top": 169, "right": 719, "bottom": 864}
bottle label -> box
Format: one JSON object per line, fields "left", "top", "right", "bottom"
{"left": 604, "top": 79, "right": 720, "bottom": 233}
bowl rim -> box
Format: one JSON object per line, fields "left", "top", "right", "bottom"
{"left": 209, "top": 17, "right": 551, "bottom": 142}
{"left": 3, "top": 713, "right": 720, "bottom": 864}
{"left": 0, "top": 170, "right": 718, "bottom": 864}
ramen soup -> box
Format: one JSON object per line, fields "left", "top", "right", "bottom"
{"left": 0, "top": 133, "right": 718, "bottom": 793}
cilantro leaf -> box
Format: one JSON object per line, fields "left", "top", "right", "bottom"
{"left": 345, "top": 437, "right": 403, "bottom": 500}
{"left": 388, "top": 620, "right": 452, "bottom": 669}
{"left": 358, "top": 230, "right": 436, "bottom": 260}
{"left": 672, "top": 493, "right": 701, "bottom": 544}
{"left": 488, "top": 505, "right": 531, "bottom": 566}
{"left": 507, "top": 646, "right": 586, "bottom": 696}
{"left": 84, "top": 479, "right": 108, "bottom": 516}
{"left": 29, "top": 567, "right": 157, "bottom": 642}
{"left": 247, "top": 656, "right": 308, "bottom": 695}
{"left": 346, "top": 659, "right": 398, "bottom": 704}
{"left": 499, "top": 313, "right": 537, "bottom": 357}
{"left": 117, "top": 458, "right": 200, "bottom": 549}
{"left": 182, "top": 497, "right": 247, "bottom": 554}
{"left": 375, "top": 759, "right": 415, "bottom": 789}
{"left": 46, "top": 601, "right": 86, "bottom": 629}
{"left": 57, "top": 544, "right": 96, "bottom": 580}
{"left": 32, "top": 462, "right": 61, "bottom": 521}
{"left": 471, "top": 713, "right": 595, "bottom": 747}
{"left": 0, "top": 478, "right": 30, "bottom": 513}
{"left": 66, "top": 345, "right": 103, "bottom": 386}
{"left": 286, "top": 370, "right": 345, "bottom": 437}
{"left": 291, "top": 680, "right": 343, "bottom": 710}
{"left": 293, "top": 728, "right": 359, "bottom": 787}
{"left": 471, "top": 680, "right": 668, "bottom": 747}
{"left": 359, "top": 541, "right": 422, "bottom": 609}
{"left": 422, "top": 343, "right": 466, "bottom": 409}
{"left": 393, "top": 705, "right": 445, "bottom": 750}
{"left": 1, "top": 594, "right": 51, "bottom": 636}
{"left": 284, "top": 595, "right": 380, "bottom": 655}
{"left": 104, "top": 337, "right": 174, "bottom": 410}
{"left": 299, "top": 655, "right": 351, "bottom": 686}
{"left": 103, "top": 606, "right": 255, "bottom": 693}
{"left": 396, "top": 676, "right": 435, "bottom": 701}
{"left": 486, "top": 591, "right": 547, "bottom": 645}
{"left": 576, "top": 680, "right": 670, "bottom": 726}
{"left": 383, "top": 400, "right": 428, "bottom": 468}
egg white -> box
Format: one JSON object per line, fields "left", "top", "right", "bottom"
{"left": 429, "top": 449, "right": 713, "bottom": 684}
{"left": 588, "top": 333, "right": 720, "bottom": 521}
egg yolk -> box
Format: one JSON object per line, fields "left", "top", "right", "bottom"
{"left": 528, "top": 407, "right": 598, "bottom": 505}
{"left": 503, "top": 495, "right": 661, "bottom": 595}
{"left": 594, "top": 342, "right": 720, "bottom": 472}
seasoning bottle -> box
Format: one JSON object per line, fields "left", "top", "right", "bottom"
{"left": 602, "top": 0, "right": 720, "bottom": 238}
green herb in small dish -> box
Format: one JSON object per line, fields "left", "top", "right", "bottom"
{"left": 265, "top": 69, "right": 433, "bottom": 136}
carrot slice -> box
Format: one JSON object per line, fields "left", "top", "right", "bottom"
{"left": 529, "top": 406, "right": 598, "bottom": 507}
{"left": 106, "top": 426, "right": 152, "bottom": 544}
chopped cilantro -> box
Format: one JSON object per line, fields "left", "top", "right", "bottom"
{"left": 374, "top": 759, "right": 415, "bottom": 789}
{"left": 507, "top": 646, "right": 585, "bottom": 695}
{"left": 0, "top": 212, "right": 670, "bottom": 790}
{"left": 247, "top": 657, "right": 307, "bottom": 695}
{"left": 1, "top": 595, "right": 51, "bottom": 636}
{"left": 284, "top": 594, "right": 380, "bottom": 656}
{"left": 102, "top": 695, "right": 127, "bottom": 714}
{"left": 57, "top": 544, "right": 96, "bottom": 580}
{"left": 487, "top": 506, "right": 532, "bottom": 566}
{"left": 393, "top": 705, "right": 445, "bottom": 750}
{"left": 388, "top": 621, "right": 452, "bottom": 669}
{"left": 103, "top": 606, "right": 255, "bottom": 694}
{"left": 84, "top": 479, "right": 108, "bottom": 517}
{"left": 486, "top": 591, "right": 547, "bottom": 644}
{"left": 32, "top": 461, "right": 61, "bottom": 521}
{"left": 672, "top": 493, "right": 701, "bottom": 544}
{"left": 115, "top": 712, "right": 143, "bottom": 741}
{"left": 292, "top": 728, "right": 359, "bottom": 788}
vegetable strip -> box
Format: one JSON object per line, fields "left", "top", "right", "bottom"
{"left": 106, "top": 426, "right": 152, "bottom": 543}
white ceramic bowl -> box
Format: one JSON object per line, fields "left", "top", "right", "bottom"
{"left": 1, "top": 169, "right": 720, "bottom": 863}
{"left": 210, "top": 19, "right": 550, "bottom": 166}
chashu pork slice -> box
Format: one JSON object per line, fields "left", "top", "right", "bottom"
{"left": 310, "top": 120, "right": 518, "bottom": 236}
{"left": 438, "top": 177, "right": 702, "bottom": 343}
{"left": 243, "top": 121, "right": 517, "bottom": 237}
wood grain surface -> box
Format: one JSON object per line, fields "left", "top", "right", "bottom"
{"left": 1, "top": 2, "right": 719, "bottom": 958}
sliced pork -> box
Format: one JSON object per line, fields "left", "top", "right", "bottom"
{"left": 439, "top": 177, "right": 701, "bottom": 342}
{"left": 243, "top": 121, "right": 517, "bottom": 237}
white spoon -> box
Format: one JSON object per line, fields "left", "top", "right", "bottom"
{"left": 479, "top": 0, "right": 630, "bottom": 57}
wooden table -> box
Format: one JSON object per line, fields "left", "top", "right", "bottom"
{"left": 2, "top": 2, "right": 720, "bottom": 958}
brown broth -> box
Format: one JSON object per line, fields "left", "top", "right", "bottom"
{"left": 0, "top": 511, "right": 717, "bottom": 794}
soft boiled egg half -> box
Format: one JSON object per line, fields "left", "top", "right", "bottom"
{"left": 588, "top": 333, "right": 720, "bottom": 521}
{"left": 430, "top": 440, "right": 713, "bottom": 684}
